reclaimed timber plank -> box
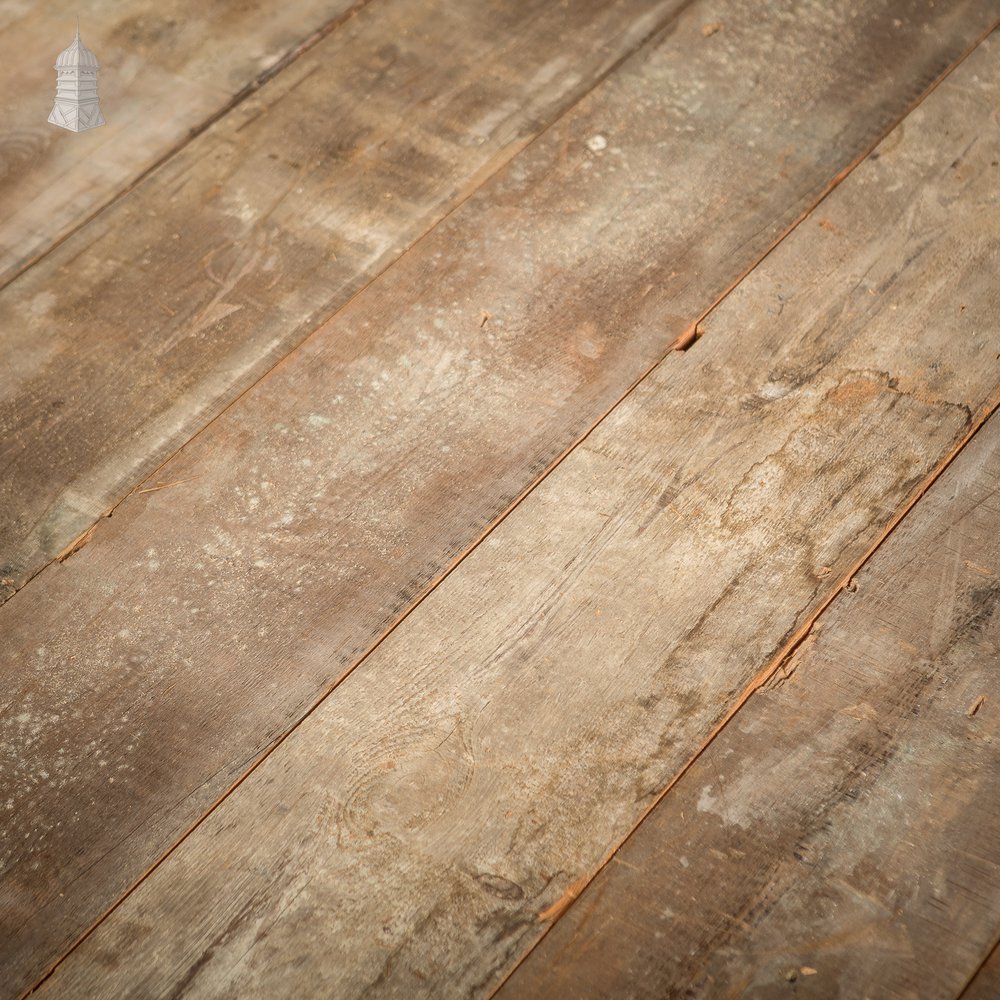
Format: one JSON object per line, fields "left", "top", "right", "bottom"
{"left": 0, "top": 0, "right": 365, "bottom": 287}
{"left": 500, "top": 418, "right": 1000, "bottom": 1000}
{"left": 0, "top": 0, "right": 691, "bottom": 601}
{"left": 964, "top": 940, "right": 1000, "bottom": 1000}
{"left": 27, "top": 29, "right": 1000, "bottom": 1000}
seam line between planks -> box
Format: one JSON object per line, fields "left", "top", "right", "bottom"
{"left": 491, "top": 390, "right": 1000, "bottom": 996}
{"left": 957, "top": 933, "right": 1000, "bottom": 997}
{"left": 4, "top": 0, "right": 376, "bottom": 287}
{"left": 20, "top": 13, "right": 1000, "bottom": 999}
{"left": 486, "top": 20, "right": 1000, "bottom": 994}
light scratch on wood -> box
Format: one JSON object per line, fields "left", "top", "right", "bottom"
{"left": 135, "top": 476, "right": 201, "bottom": 496}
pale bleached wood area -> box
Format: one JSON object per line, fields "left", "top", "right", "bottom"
{"left": 1, "top": 1, "right": 998, "bottom": 998}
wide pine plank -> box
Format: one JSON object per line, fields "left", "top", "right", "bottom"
{"left": 0, "top": 0, "right": 363, "bottom": 286}
{"left": 500, "top": 417, "right": 1000, "bottom": 999}
{"left": 0, "top": 0, "right": 688, "bottom": 600}
{"left": 30, "top": 32, "right": 1000, "bottom": 999}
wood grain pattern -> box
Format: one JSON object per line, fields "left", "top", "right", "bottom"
{"left": 0, "top": 0, "right": 691, "bottom": 600}
{"left": 963, "top": 940, "right": 1000, "bottom": 999}
{"left": 29, "top": 32, "right": 1000, "bottom": 1000}
{"left": 4, "top": 4, "right": 995, "bottom": 993}
{"left": 0, "top": 0, "right": 363, "bottom": 286}
{"left": 500, "top": 418, "right": 1000, "bottom": 1000}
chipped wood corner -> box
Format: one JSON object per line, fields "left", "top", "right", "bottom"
{"left": 54, "top": 505, "right": 116, "bottom": 564}
{"left": 670, "top": 321, "right": 705, "bottom": 353}
{"left": 764, "top": 624, "right": 824, "bottom": 690}
{"left": 538, "top": 872, "right": 592, "bottom": 923}
{"left": 55, "top": 523, "right": 98, "bottom": 563}
{"left": 967, "top": 694, "right": 988, "bottom": 718}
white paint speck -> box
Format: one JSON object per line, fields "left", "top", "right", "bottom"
{"left": 31, "top": 291, "right": 57, "bottom": 316}
{"left": 697, "top": 784, "right": 716, "bottom": 813}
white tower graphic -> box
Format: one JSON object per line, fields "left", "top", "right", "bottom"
{"left": 48, "top": 24, "right": 105, "bottom": 132}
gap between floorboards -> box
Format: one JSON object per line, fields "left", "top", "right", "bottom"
{"left": 957, "top": 931, "right": 1000, "bottom": 998}
{"left": 2, "top": 0, "right": 704, "bottom": 613}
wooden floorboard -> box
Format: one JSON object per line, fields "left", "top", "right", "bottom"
{"left": 0, "top": 0, "right": 364, "bottom": 288}
{"left": 0, "top": 0, "right": 690, "bottom": 601}
{"left": 3, "top": 3, "right": 995, "bottom": 994}
{"left": 499, "top": 417, "right": 1000, "bottom": 1000}
{"left": 27, "top": 30, "right": 1000, "bottom": 999}
{"left": 963, "top": 939, "right": 1000, "bottom": 999}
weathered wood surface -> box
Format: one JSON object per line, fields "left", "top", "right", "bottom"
{"left": 500, "top": 419, "right": 1000, "bottom": 1000}
{"left": 4, "top": 4, "right": 995, "bottom": 994}
{"left": 0, "top": 0, "right": 693, "bottom": 600}
{"left": 0, "top": 0, "right": 364, "bottom": 287}
{"left": 964, "top": 940, "right": 1000, "bottom": 999}
{"left": 30, "top": 33, "right": 1000, "bottom": 1000}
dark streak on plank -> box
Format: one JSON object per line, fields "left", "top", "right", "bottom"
{"left": 23, "top": 29, "right": 1000, "bottom": 1000}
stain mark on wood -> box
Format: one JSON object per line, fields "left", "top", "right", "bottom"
{"left": 501, "top": 414, "right": 1000, "bottom": 1000}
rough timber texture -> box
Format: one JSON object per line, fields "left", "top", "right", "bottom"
{"left": 2, "top": 1, "right": 997, "bottom": 604}
{"left": 28, "top": 33, "right": 1000, "bottom": 1000}
{"left": 4, "top": 5, "right": 997, "bottom": 994}
{"left": 964, "top": 941, "right": 1000, "bottom": 999}
{"left": 500, "top": 417, "right": 1000, "bottom": 1000}
{"left": 0, "top": 0, "right": 690, "bottom": 602}
{"left": 0, "top": 0, "right": 364, "bottom": 286}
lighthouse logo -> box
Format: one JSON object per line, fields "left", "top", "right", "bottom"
{"left": 48, "top": 24, "right": 105, "bottom": 132}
